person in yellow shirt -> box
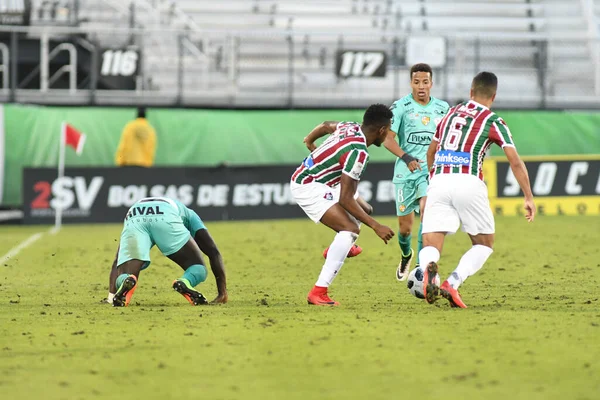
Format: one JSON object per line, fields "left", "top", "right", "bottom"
{"left": 115, "top": 107, "right": 157, "bottom": 167}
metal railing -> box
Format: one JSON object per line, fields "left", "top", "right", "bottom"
{"left": 0, "top": 24, "right": 599, "bottom": 109}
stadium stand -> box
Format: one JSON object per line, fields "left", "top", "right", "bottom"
{"left": 542, "top": 0, "right": 598, "bottom": 98}
{"left": 151, "top": 0, "right": 550, "bottom": 105}
{"left": 3, "top": 0, "right": 599, "bottom": 107}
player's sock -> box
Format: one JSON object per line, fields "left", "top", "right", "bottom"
{"left": 116, "top": 274, "right": 129, "bottom": 288}
{"left": 418, "top": 246, "right": 440, "bottom": 269}
{"left": 315, "top": 231, "right": 358, "bottom": 287}
{"left": 398, "top": 233, "right": 412, "bottom": 257}
{"left": 180, "top": 264, "right": 208, "bottom": 287}
{"left": 416, "top": 223, "right": 423, "bottom": 265}
{"left": 447, "top": 245, "right": 493, "bottom": 289}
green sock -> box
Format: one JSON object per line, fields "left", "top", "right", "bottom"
{"left": 417, "top": 223, "right": 423, "bottom": 265}
{"left": 116, "top": 274, "right": 129, "bottom": 289}
{"left": 180, "top": 264, "right": 207, "bottom": 287}
{"left": 398, "top": 233, "right": 412, "bottom": 257}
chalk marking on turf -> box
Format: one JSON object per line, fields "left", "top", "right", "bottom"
{"left": 50, "top": 226, "right": 61, "bottom": 235}
{"left": 0, "top": 232, "right": 45, "bottom": 264}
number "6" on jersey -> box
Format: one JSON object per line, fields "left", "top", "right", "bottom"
{"left": 444, "top": 116, "right": 467, "bottom": 151}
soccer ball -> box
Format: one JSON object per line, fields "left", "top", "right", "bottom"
{"left": 407, "top": 267, "right": 441, "bottom": 299}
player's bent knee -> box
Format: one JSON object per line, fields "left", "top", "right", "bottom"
{"left": 399, "top": 227, "right": 412, "bottom": 237}
{"left": 470, "top": 234, "right": 494, "bottom": 249}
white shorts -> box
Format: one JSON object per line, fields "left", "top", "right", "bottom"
{"left": 290, "top": 181, "right": 358, "bottom": 223}
{"left": 422, "top": 174, "right": 495, "bottom": 235}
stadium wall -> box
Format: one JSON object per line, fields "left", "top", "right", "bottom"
{"left": 2, "top": 104, "right": 600, "bottom": 210}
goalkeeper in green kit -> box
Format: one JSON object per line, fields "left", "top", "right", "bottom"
{"left": 384, "top": 63, "right": 450, "bottom": 281}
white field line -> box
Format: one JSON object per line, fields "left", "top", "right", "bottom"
{"left": 0, "top": 232, "right": 45, "bottom": 265}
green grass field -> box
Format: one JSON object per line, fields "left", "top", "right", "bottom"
{"left": 1, "top": 216, "right": 599, "bottom": 400}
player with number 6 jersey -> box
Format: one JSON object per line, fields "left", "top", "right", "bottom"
{"left": 431, "top": 100, "right": 513, "bottom": 180}
{"left": 418, "top": 72, "right": 536, "bottom": 308}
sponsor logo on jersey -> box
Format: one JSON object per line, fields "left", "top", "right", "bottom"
{"left": 324, "top": 192, "right": 334, "bottom": 200}
{"left": 303, "top": 155, "right": 315, "bottom": 168}
{"left": 125, "top": 205, "right": 165, "bottom": 220}
{"left": 407, "top": 131, "right": 432, "bottom": 145}
{"left": 421, "top": 116, "right": 431, "bottom": 125}
{"left": 435, "top": 150, "right": 471, "bottom": 166}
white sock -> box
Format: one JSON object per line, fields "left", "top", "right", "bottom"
{"left": 315, "top": 231, "right": 358, "bottom": 287}
{"left": 418, "top": 246, "right": 440, "bottom": 269}
{"left": 107, "top": 292, "right": 115, "bottom": 304}
{"left": 447, "top": 245, "right": 493, "bottom": 289}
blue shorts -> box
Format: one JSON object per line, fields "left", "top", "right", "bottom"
{"left": 394, "top": 174, "right": 429, "bottom": 216}
{"left": 116, "top": 199, "right": 194, "bottom": 268}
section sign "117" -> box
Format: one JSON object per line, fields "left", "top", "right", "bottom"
{"left": 335, "top": 50, "right": 387, "bottom": 78}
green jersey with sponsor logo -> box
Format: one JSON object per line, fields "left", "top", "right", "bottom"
{"left": 126, "top": 197, "right": 206, "bottom": 235}
{"left": 390, "top": 94, "right": 449, "bottom": 183}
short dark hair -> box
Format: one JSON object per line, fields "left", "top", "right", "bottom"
{"left": 363, "top": 103, "right": 393, "bottom": 128}
{"left": 472, "top": 72, "right": 498, "bottom": 98}
{"left": 137, "top": 107, "right": 146, "bottom": 119}
{"left": 410, "top": 63, "right": 433, "bottom": 79}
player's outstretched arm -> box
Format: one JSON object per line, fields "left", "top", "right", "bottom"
{"left": 303, "top": 121, "right": 338, "bottom": 151}
{"left": 383, "top": 131, "right": 421, "bottom": 172}
{"left": 339, "top": 174, "right": 395, "bottom": 243}
{"left": 194, "top": 229, "right": 228, "bottom": 304}
{"left": 504, "top": 146, "right": 536, "bottom": 222}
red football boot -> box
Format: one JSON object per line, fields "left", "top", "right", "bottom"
{"left": 440, "top": 281, "right": 467, "bottom": 308}
{"left": 307, "top": 286, "right": 340, "bottom": 306}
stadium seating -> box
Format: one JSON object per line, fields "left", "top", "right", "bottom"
{"left": 64, "top": 0, "right": 600, "bottom": 105}
{"left": 541, "top": 0, "right": 597, "bottom": 98}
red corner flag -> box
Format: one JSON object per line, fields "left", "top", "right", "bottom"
{"left": 63, "top": 123, "right": 86, "bottom": 155}
{"left": 55, "top": 121, "right": 87, "bottom": 231}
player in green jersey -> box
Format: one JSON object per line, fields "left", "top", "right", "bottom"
{"left": 106, "top": 197, "right": 228, "bottom": 307}
{"left": 384, "top": 63, "right": 450, "bottom": 281}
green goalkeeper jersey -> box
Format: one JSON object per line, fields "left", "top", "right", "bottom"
{"left": 390, "top": 94, "right": 450, "bottom": 183}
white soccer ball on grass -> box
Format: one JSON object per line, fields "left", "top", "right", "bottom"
{"left": 407, "top": 267, "right": 441, "bottom": 299}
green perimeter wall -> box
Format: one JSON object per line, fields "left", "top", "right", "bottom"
{"left": 3, "top": 104, "right": 600, "bottom": 205}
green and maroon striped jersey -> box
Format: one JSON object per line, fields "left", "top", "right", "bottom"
{"left": 431, "top": 100, "right": 515, "bottom": 181}
{"left": 292, "top": 122, "right": 370, "bottom": 186}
